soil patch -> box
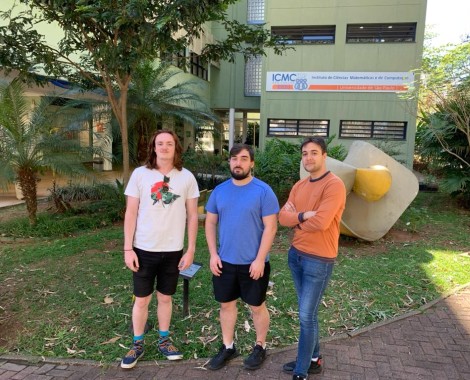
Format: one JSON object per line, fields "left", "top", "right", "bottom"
{"left": 0, "top": 199, "right": 51, "bottom": 224}
{"left": 0, "top": 274, "right": 23, "bottom": 348}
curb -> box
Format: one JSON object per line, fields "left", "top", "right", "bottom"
{"left": 1, "top": 282, "right": 469, "bottom": 368}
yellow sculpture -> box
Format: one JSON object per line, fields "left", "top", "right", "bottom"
{"left": 353, "top": 166, "right": 392, "bottom": 202}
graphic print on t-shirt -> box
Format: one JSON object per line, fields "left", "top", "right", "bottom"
{"left": 150, "top": 175, "right": 180, "bottom": 206}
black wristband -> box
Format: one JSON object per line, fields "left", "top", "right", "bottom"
{"left": 298, "top": 212, "right": 305, "bottom": 223}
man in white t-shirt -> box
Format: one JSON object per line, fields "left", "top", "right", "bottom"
{"left": 120, "top": 130, "right": 199, "bottom": 369}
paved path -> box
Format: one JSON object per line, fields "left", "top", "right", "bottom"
{"left": 1, "top": 285, "right": 469, "bottom": 380}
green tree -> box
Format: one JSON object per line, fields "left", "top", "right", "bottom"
{"left": 0, "top": 0, "right": 287, "bottom": 183}
{"left": 416, "top": 86, "right": 470, "bottom": 207}
{"left": 414, "top": 40, "right": 470, "bottom": 207}
{"left": 0, "top": 79, "right": 97, "bottom": 225}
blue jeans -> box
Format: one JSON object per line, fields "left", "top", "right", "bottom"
{"left": 288, "top": 246, "right": 334, "bottom": 377}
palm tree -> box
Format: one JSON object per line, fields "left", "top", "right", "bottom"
{"left": 64, "top": 61, "right": 217, "bottom": 168}
{"left": 126, "top": 61, "right": 217, "bottom": 165}
{"left": 0, "top": 79, "right": 96, "bottom": 225}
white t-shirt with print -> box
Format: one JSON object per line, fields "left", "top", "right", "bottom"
{"left": 125, "top": 166, "right": 199, "bottom": 252}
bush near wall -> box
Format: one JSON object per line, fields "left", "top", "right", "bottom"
{"left": 182, "top": 150, "right": 230, "bottom": 190}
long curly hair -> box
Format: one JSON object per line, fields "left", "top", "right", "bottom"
{"left": 144, "top": 130, "right": 183, "bottom": 171}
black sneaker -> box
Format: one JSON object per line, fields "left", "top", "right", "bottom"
{"left": 283, "top": 355, "right": 323, "bottom": 374}
{"left": 293, "top": 375, "right": 307, "bottom": 380}
{"left": 120, "top": 339, "right": 144, "bottom": 369}
{"left": 208, "top": 344, "right": 239, "bottom": 370}
{"left": 243, "top": 344, "right": 267, "bottom": 370}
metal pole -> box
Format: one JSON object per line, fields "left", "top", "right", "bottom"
{"left": 183, "top": 278, "right": 189, "bottom": 317}
{"left": 229, "top": 108, "right": 235, "bottom": 151}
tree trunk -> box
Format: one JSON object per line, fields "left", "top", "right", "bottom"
{"left": 120, "top": 87, "right": 130, "bottom": 185}
{"left": 102, "top": 74, "right": 132, "bottom": 186}
{"left": 17, "top": 167, "right": 38, "bottom": 226}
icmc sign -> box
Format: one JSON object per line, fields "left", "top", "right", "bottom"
{"left": 272, "top": 73, "right": 297, "bottom": 82}
{"left": 266, "top": 71, "right": 414, "bottom": 92}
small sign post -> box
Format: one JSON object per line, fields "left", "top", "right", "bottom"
{"left": 179, "top": 262, "right": 203, "bottom": 317}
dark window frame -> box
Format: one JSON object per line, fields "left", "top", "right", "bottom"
{"left": 190, "top": 52, "right": 208, "bottom": 81}
{"left": 339, "top": 120, "right": 407, "bottom": 140}
{"left": 267, "top": 119, "right": 330, "bottom": 137}
{"left": 271, "top": 25, "right": 336, "bottom": 45}
{"left": 160, "top": 47, "right": 187, "bottom": 70}
{"left": 346, "top": 23, "right": 417, "bottom": 43}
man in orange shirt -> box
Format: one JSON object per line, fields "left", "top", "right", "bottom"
{"left": 279, "top": 137, "right": 346, "bottom": 380}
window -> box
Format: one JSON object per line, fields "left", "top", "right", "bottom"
{"left": 271, "top": 26, "right": 335, "bottom": 45}
{"left": 339, "top": 120, "right": 407, "bottom": 140}
{"left": 346, "top": 23, "right": 416, "bottom": 43}
{"left": 160, "top": 47, "right": 187, "bottom": 70}
{"left": 247, "top": 0, "right": 265, "bottom": 24}
{"left": 245, "top": 55, "right": 262, "bottom": 96}
{"left": 190, "top": 52, "right": 208, "bottom": 80}
{"left": 268, "top": 119, "right": 329, "bottom": 137}
{"left": 174, "top": 119, "right": 185, "bottom": 143}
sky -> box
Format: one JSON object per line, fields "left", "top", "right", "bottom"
{"left": 425, "top": 0, "right": 470, "bottom": 46}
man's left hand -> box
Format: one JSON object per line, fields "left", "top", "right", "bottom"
{"left": 249, "top": 259, "right": 265, "bottom": 280}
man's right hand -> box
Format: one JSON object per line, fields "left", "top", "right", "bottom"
{"left": 124, "top": 250, "right": 140, "bottom": 272}
{"left": 209, "top": 255, "right": 223, "bottom": 276}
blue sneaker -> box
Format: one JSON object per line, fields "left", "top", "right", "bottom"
{"left": 121, "top": 339, "right": 144, "bottom": 369}
{"left": 158, "top": 337, "right": 183, "bottom": 360}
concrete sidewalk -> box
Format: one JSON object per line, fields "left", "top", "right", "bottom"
{"left": 1, "top": 284, "right": 469, "bottom": 380}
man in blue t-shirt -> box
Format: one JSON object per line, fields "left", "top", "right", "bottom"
{"left": 205, "top": 143, "right": 279, "bottom": 371}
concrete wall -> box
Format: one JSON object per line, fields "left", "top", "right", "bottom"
{"left": 209, "top": 2, "right": 261, "bottom": 111}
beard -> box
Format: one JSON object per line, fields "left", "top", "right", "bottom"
{"left": 303, "top": 162, "right": 317, "bottom": 173}
{"left": 230, "top": 168, "right": 251, "bottom": 180}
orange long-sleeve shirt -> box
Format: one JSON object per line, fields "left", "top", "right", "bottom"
{"left": 279, "top": 171, "right": 346, "bottom": 260}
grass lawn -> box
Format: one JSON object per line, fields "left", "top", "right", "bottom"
{"left": 0, "top": 191, "right": 469, "bottom": 364}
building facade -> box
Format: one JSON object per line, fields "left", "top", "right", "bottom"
{"left": 209, "top": 0, "right": 427, "bottom": 167}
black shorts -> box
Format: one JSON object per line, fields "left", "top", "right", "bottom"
{"left": 212, "top": 261, "right": 271, "bottom": 306}
{"left": 132, "top": 247, "right": 183, "bottom": 297}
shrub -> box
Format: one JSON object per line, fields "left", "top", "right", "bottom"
{"left": 182, "top": 150, "right": 230, "bottom": 190}
{"left": 0, "top": 202, "right": 121, "bottom": 238}
{"left": 254, "top": 139, "right": 301, "bottom": 204}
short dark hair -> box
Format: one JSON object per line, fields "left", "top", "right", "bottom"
{"left": 300, "top": 137, "right": 327, "bottom": 154}
{"left": 145, "top": 129, "right": 183, "bottom": 170}
{"left": 229, "top": 143, "right": 254, "bottom": 161}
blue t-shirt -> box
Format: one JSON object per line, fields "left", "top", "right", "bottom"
{"left": 206, "top": 177, "right": 279, "bottom": 265}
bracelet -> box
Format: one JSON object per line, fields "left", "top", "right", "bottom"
{"left": 124, "top": 249, "right": 133, "bottom": 251}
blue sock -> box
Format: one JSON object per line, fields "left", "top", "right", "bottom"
{"left": 133, "top": 334, "right": 144, "bottom": 343}
{"left": 159, "top": 330, "right": 169, "bottom": 342}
